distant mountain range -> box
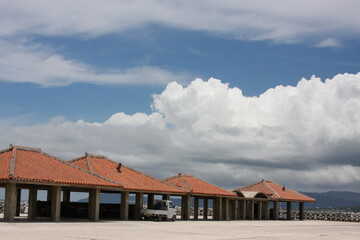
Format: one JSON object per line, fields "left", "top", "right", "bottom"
{"left": 77, "top": 191, "right": 360, "bottom": 210}
{"left": 302, "top": 191, "right": 360, "bottom": 209}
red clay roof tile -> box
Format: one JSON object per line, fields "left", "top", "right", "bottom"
{"left": 69, "top": 154, "right": 184, "bottom": 194}
{"left": 163, "top": 173, "right": 237, "bottom": 197}
{"left": 0, "top": 145, "right": 122, "bottom": 187}
{"left": 236, "top": 179, "right": 315, "bottom": 202}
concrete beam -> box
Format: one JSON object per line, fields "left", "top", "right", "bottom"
{"left": 181, "top": 194, "right": 191, "bottom": 220}
{"left": 286, "top": 202, "right": 292, "bottom": 220}
{"left": 299, "top": 202, "right": 304, "bottom": 220}
{"left": 28, "top": 187, "right": 37, "bottom": 219}
{"left": 135, "top": 192, "right": 144, "bottom": 220}
{"left": 203, "top": 198, "right": 208, "bottom": 220}
{"left": 50, "top": 186, "right": 61, "bottom": 222}
{"left": 120, "top": 191, "right": 129, "bottom": 220}
{"left": 4, "top": 182, "right": 17, "bottom": 222}
{"left": 88, "top": 188, "right": 100, "bottom": 222}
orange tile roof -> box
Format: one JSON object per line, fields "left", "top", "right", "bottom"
{"left": 236, "top": 179, "right": 315, "bottom": 202}
{"left": 69, "top": 154, "right": 185, "bottom": 194}
{"left": 0, "top": 145, "right": 122, "bottom": 187}
{"left": 163, "top": 173, "right": 237, "bottom": 197}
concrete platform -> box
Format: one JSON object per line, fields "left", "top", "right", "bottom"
{"left": 0, "top": 220, "right": 359, "bottom": 240}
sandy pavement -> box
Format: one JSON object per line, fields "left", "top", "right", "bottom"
{"left": 0, "top": 220, "right": 359, "bottom": 240}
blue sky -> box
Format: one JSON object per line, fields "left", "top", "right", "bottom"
{"left": 0, "top": 1, "right": 360, "bottom": 192}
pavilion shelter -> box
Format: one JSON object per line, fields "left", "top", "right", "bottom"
{"left": 69, "top": 153, "right": 185, "bottom": 220}
{"left": 235, "top": 179, "right": 315, "bottom": 220}
{"left": 0, "top": 145, "right": 123, "bottom": 222}
{"left": 163, "top": 173, "right": 238, "bottom": 220}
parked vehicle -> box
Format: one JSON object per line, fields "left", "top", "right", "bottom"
{"left": 141, "top": 200, "right": 177, "bottom": 221}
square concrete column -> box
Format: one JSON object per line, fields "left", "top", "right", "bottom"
{"left": 239, "top": 200, "right": 246, "bottom": 220}
{"left": 88, "top": 188, "right": 100, "bottom": 221}
{"left": 263, "top": 201, "right": 270, "bottom": 220}
{"left": 16, "top": 188, "right": 21, "bottom": 216}
{"left": 120, "top": 191, "right": 129, "bottom": 220}
{"left": 231, "top": 200, "right": 240, "bottom": 220}
{"left": 214, "top": 197, "right": 222, "bottom": 220}
{"left": 299, "top": 202, "right": 304, "bottom": 220}
{"left": 63, "top": 189, "right": 71, "bottom": 203}
{"left": 203, "top": 198, "right": 208, "bottom": 220}
{"left": 194, "top": 197, "right": 199, "bottom": 220}
{"left": 135, "top": 192, "right": 144, "bottom": 220}
{"left": 249, "top": 200, "right": 255, "bottom": 220}
{"left": 50, "top": 186, "right": 61, "bottom": 222}
{"left": 181, "top": 194, "right": 191, "bottom": 220}
{"left": 273, "top": 201, "right": 279, "bottom": 220}
{"left": 4, "top": 182, "right": 17, "bottom": 222}
{"left": 162, "top": 194, "right": 170, "bottom": 200}
{"left": 257, "top": 201, "right": 262, "bottom": 220}
{"left": 222, "top": 198, "right": 229, "bottom": 220}
{"left": 147, "top": 193, "right": 154, "bottom": 209}
{"left": 286, "top": 202, "right": 292, "bottom": 220}
{"left": 28, "top": 187, "right": 38, "bottom": 219}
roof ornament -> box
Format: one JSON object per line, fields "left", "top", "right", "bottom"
{"left": 282, "top": 185, "right": 286, "bottom": 191}
{"left": 117, "top": 163, "right": 122, "bottom": 173}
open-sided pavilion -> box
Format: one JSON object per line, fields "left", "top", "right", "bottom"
{"left": 0, "top": 145, "right": 315, "bottom": 222}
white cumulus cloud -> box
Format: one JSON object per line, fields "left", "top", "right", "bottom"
{"left": 1, "top": 72, "right": 360, "bottom": 191}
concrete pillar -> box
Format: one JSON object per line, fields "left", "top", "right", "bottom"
{"left": 299, "top": 202, "right": 304, "bottom": 220}
{"left": 47, "top": 189, "right": 52, "bottom": 202}
{"left": 4, "top": 182, "right": 17, "bottom": 222}
{"left": 88, "top": 189, "right": 100, "bottom": 222}
{"left": 120, "top": 191, "right": 129, "bottom": 220}
{"left": 286, "top": 202, "right": 292, "bottom": 220}
{"left": 233, "top": 200, "right": 239, "bottom": 220}
{"left": 181, "top": 194, "right": 190, "bottom": 220}
{"left": 162, "top": 194, "right": 170, "bottom": 200}
{"left": 63, "top": 189, "right": 71, "bottom": 202}
{"left": 257, "top": 201, "right": 262, "bottom": 220}
{"left": 239, "top": 200, "right": 246, "bottom": 220}
{"left": 15, "top": 188, "right": 21, "bottom": 216}
{"left": 28, "top": 187, "right": 37, "bottom": 219}
{"left": 249, "top": 200, "right": 255, "bottom": 220}
{"left": 50, "top": 186, "right": 61, "bottom": 222}
{"left": 194, "top": 197, "right": 199, "bottom": 220}
{"left": 263, "top": 201, "right": 270, "bottom": 220}
{"left": 222, "top": 198, "right": 229, "bottom": 220}
{"left": 273, "top": 201, "right": 279, "bottom": 220}
{"left": 135, "top": 192, "right": 144, "bottom": 220}
{"left": 203, "top": 198, "right": 208, "bottom": 220}
{"left": 214, "top": 197, "right": 222, "bottom": 220}
{"left": 147, "top": 193, "right": 154, "bottom": 209}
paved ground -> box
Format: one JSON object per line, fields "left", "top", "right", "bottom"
{"left": 0, "top": 220, "right": 359, "bottom": 240}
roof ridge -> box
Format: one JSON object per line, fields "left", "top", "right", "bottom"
{"left": 178, "top": 174, "right": 192, "bottom": 192}
{"left": 33, "top": 149, "right": 125, "bottom": 187}
{"left": 264, "top": 181, "right": 281, "bottom": 199}
{"left": 85, "top": 152, "right": 94, "bottom": 172}
{"left": 121, "top": 165, "right": 186, "bottom": 192}
{"left": 11, "top": 145, "right": 41, "bottom": 152}
{"left": 190, "top": 174, "right": 236, "bottom": 195}
{"left": 8, "top": 146, "right": 17, "bottom": 179}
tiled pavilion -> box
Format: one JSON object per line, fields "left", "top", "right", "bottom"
{"left": 0, "top": 145, "right": 315, "bottom": 222}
